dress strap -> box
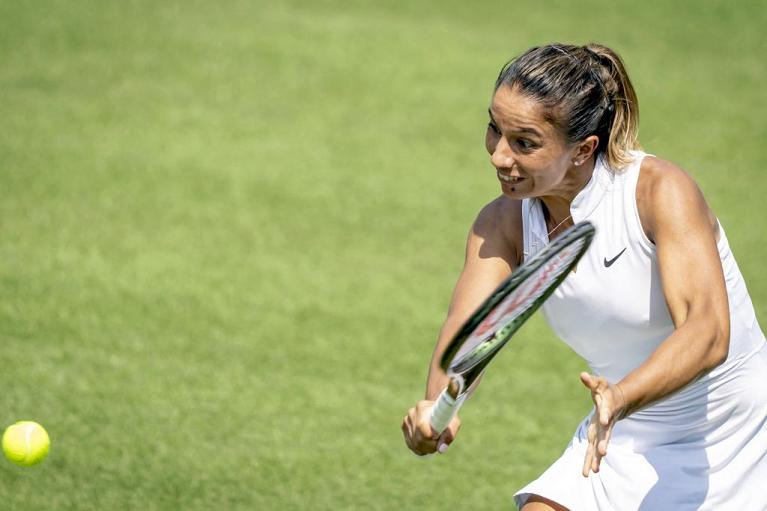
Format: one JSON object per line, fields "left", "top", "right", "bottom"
{"left": 521, "top": 198, "right": 549, "bottom": 261}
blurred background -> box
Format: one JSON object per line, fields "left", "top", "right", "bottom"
{"left": 1, "top": 0, "right": 764, "bottom": 508}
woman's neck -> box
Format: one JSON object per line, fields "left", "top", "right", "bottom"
{"left": 539, "top": 157, "right": 596, "bottom": 232}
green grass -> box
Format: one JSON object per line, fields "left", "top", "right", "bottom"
{"left": 1, "top": 0, "right": 765, "bottom": 509}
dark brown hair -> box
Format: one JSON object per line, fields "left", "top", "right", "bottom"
{"left": 495, "top": 43, "right": 641, "bottom": 169}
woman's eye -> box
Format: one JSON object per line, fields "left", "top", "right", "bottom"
{"left": 518, "top": 139, "right": 535, "bottom": 150}
{"left": 487, "top": 122, "right": 501, "bottom": 135}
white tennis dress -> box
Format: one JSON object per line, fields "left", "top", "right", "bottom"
{"left": 514, "top": 152, "right": 767, "bottom": 510}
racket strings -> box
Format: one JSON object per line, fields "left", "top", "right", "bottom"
{"left": 452, "top": 241, "right": 586, "bottom": 369}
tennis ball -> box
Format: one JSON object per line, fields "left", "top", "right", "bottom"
{"left": 2, "top": 421, "right": 50, "bottom": 466}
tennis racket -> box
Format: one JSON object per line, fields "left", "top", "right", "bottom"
{"left": 428, "top": 221, "right": 596, "bottom": 433}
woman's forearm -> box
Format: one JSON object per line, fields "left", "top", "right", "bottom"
{"left": 425, "top": 315, "right": 467, "bottom": 400}
{"left": 617, "top": 315, "right": 729, "bottom": 417}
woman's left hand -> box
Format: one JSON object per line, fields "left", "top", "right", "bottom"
{"left": 579, "top": 372, "right": 627, "bottom": 477}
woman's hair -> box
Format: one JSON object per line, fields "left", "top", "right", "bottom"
{"left": 494, "top": 43, "right": 640, "bottom": 169}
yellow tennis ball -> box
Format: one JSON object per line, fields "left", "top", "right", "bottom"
{"left": 2, "top": 421, "right": 50, "bottom": 466}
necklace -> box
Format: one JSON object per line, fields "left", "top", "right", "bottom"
{"left": 546, "top": 213, "right": 572, "bottom": 238}
{"left": 524, "top": 201, "right": 574, "bottom": 259}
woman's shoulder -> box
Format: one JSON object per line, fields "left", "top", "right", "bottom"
{"left": 639, "top": 154, "right": 692, "bottom": 182}
{"left": 471, "top": 196, "right": 523, "bottom": 266}
{"left": 637, "top": 155, "right": 705, "bottom": 205}
{"left": 637, "top": 155, "right": 716, "bottom": 242}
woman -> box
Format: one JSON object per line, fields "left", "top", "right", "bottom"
{"left": 401, "top": 43, "right": 767, "bottom": 510}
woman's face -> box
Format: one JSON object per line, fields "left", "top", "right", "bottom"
{"left": 485, "top": 85, "right": 580, "bottom": 199}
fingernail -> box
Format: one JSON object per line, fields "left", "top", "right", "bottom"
{"left": 438, "top": 443, "right": 448, "bottom": 453}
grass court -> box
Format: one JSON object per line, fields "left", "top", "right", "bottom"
{"left": 1, "top": 1, "right": 765, "bottom": 508}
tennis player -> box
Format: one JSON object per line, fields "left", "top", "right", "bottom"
{"left": 401, "top": 43, "right": 767, "bottom": 510}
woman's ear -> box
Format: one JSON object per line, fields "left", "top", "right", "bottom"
{"left": 572, "top": 135, "right": 600, "bottom": 166}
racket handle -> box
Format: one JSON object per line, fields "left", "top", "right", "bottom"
{"left": 428, "top": 387, "right": 465, "bottom": 433}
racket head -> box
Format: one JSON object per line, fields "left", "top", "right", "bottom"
{"left": 440, "top": 221, "right": 595, "bottom": 393}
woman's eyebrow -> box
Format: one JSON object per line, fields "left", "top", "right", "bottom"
{"left": 488, "top": 109, "right": 543, "bottom": 138}
{"left": 516, "top": 126, "right": 543, "bottom": 138}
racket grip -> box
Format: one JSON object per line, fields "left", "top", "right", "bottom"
{"left": 428, "top": 387, "right": 465, "bottom": 433}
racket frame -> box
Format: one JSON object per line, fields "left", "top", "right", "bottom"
{"left": 428, "top": 221, "right": 595, "bottom": 433}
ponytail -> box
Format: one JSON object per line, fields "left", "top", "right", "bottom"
{"left": 583, "top": 44, "right": 641, "bottom": 169}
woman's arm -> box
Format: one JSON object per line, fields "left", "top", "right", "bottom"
{"left": 402, "top": 196, "right": 521, "bottom": 455}
{"left": 425, "top": 198, "right": 521, "bottom": 397}
{"left": 620, "top": 156, "right": 729, "bottom": 414}
{"left": 582, "top": 156, "right": 730, "bottom": 475}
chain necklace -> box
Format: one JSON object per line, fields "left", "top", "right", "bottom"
{"left": 525, "top": 202, "right": 573, "bottom": 259}
{"left": 546, "top": 213, "right": 573, "bottom": 238}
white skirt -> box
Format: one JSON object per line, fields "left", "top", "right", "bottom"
{"left": 514, "top": 344, "right": 767, "bottom": 510}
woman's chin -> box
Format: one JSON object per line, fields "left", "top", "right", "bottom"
{"left": 500, "top": 181, "right": 530, "bottom": 198}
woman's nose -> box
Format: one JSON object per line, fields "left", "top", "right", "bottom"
{"left": 490, "top": 136, "right": 514, "bottom": 170}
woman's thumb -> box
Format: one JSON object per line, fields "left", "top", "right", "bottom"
{"left": 437, "top": 418, "right": 460, "bottom": 453}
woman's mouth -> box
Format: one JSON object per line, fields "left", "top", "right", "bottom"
{"left": 497, "top": 171, "right": 525, "bottom": 184}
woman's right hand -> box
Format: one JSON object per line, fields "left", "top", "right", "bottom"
{"left": 401, "top": 400, "right": 461, "bottom": 456}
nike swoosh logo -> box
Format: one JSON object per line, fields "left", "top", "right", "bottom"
{"left": 604, "top": 247, "right": 627, "bottom": 267}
